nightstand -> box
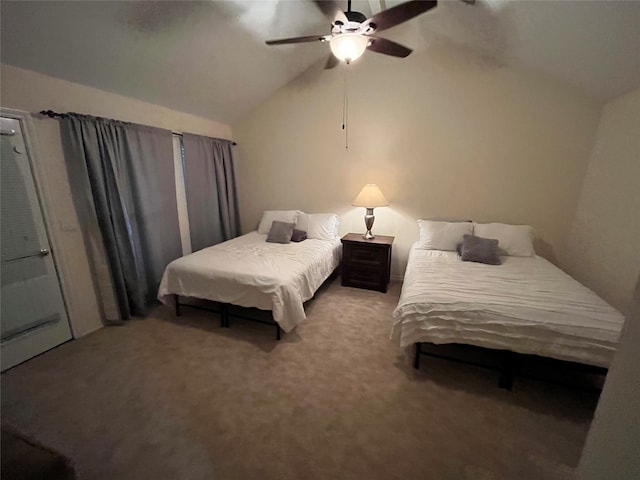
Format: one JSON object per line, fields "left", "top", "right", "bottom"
{"left": 340, "top": 233, "right": 394, "bottom": 293}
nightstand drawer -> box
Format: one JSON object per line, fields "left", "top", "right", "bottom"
{"left": 349, "top": 245, "right": 385, "bottom": 266}
{"left": 344, "top": 266, "right": 385, "bottom": 289}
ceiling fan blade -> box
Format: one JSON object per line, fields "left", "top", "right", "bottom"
{"left": 364, "top": 0, "right": 437, "bottom": 32}
{"left": 265, "top": 35, "right": 328, "bottom": 46}
{"left": 324, "top": 54, "right": 339, "bottom": 70}
{"left": 313, "top": 0, "right": 348, "bottom": 25}
{"left": 366, "top": 36, "right": 413, "bottom": 58}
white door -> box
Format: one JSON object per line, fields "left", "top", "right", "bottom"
{"left": 1, "top": 116, "right": 72, "bottom": 371}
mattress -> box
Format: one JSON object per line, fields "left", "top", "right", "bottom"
{"left": 158, "top": 231, "right": 341, "bottom": 332}
{"left": 391, "top": 244, "right": 625, "bottom": 367}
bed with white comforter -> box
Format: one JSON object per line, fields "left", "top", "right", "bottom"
{"left": 158, "top": 231, "right": 341, "bottom": 333}
{"left": 392, "top": 244, "right": 624, "bottom": 367}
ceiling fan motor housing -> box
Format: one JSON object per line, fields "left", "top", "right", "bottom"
{"left": 334, "top": 10, "right": 373, "bottom": 35}
{"left": 344, "top": 10, "right": 366, "bottom": 24}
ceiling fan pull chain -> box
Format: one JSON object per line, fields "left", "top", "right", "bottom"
{"left": 343, "top": 67, "right": 349, "bottom": 150}
{"left": 342, "top": 70, "right": 346, "bottom": 132}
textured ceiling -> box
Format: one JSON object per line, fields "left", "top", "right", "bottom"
{"left": 2, "top": 1, "right": 639, "bottom": 125}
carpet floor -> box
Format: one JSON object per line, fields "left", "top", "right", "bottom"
{"left": 1, "top": 277, "right": 600, "bottom": 479}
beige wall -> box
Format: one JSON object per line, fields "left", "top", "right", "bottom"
{"left": 577, "top": 99, "right": 640, "bottom": 473}
{"left": 562, "top": 88, "right": 640, "bottom": 317}
{"left": 0, "top": 64, "right": 232, "bottom": 336}
{"left": 578, "top": 294, "right": 640, "bottom": 480}
{"left": 1, "top": 64, "right": 231, "bottom": 138}
{"left": 233, "top": 42, "right": 601, "bottom": 278}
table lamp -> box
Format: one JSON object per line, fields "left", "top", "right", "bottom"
{"left": 352, "top": 184, "right": 389, "bottom": 240}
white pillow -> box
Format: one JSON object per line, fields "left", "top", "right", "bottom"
{"left": 417, "top": 220, "right": 473, "bottom": 251}
{"left": 473, "top": 222, "right": 535, "bottom": 257}
{"left": 294, "top": 211, "right": 309, "bottom": 233}
{"left": 298, "top": 213, "right": 340, "bottom": 241}
{"left": 257, "top": 210, "right": 299, "bottom": 234}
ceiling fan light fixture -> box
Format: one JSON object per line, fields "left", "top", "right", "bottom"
{"left": 329, "top": 33, "right": 368, "bottom": 63}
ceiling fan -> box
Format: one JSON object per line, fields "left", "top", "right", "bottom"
{"left": 265, "top": 0, "right": 438, "bottom": 69}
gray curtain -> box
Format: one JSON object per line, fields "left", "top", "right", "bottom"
{"left": 182, "top": 133, "right": 240, "bottom": 251}
{"left": 60, "top": 114, "right": 182, "bottom": 319}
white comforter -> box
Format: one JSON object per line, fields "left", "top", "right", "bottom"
{"left": 158, "top": 232, "right": 341, "bottom": 332}
{"left": 391, "top": 245, "right": 624, "bottom": 367}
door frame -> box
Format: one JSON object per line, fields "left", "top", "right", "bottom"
{"left": 1, "top": 108, "right": 79, "bottom": 339}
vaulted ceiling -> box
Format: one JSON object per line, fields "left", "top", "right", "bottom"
{"left": 2, "top": 0, "right": 639, "bottom": 125}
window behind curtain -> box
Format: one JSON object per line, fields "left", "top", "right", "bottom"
{"left": 172, "top": 135, "right": 192, "bottom": 256}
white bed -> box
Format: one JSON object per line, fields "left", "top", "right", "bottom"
{"left": 158, "top": 231, "right": 341, "bottom": 333}
{"left": 392, "top": 244, "right": 624, "bottom": 368}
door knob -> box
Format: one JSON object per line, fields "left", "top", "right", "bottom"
{"left": 39, "top": 248, "right": 50, "bottom": 256}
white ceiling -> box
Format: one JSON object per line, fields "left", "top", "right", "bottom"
{"left": 2, "top": 1, "right": 639, "bottom": 125}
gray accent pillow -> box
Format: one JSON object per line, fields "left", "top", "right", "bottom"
{"left": 291, "top": 229, "right": 307, "bottom": 242}
{"left": 460, "top": 234, "right": 502, "bottom": 265}
{"left": 266, "top": 221, "right": 295, "bottom": 244}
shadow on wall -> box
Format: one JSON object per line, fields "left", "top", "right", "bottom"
{"left": 533, "top": 237, "right": 557, "bottom": 265}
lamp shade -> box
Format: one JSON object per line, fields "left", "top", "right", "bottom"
{"left": 330, "top": 33, "right": 368, "bottom": 63}
{"left": 352, "top": 184, "right": 389, "bottom": 208}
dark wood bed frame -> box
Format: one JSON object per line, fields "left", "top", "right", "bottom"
{"left": 413, "top": 342, "right": 608, "bottom": 391}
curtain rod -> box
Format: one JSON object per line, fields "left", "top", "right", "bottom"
{"left": 171, "top": 131, "right": 237, "bottom": 146}
{"left": 39, "top": 110, "right": 237, "bottom": 146}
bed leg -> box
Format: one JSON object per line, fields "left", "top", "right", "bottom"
{"left": 175, "top": 295, "right": 181, "bottom": 317}
{"left": 499, "top": 351, "right": 514, "bottom": 390}
{"left": 413, "top": 343, "right": 422, "bottom": 369}
{"left": 276, "top": 325, "right": 281, "bottom": 341}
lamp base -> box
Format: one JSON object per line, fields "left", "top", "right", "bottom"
{"left": 363, "top": 207, "right": 375, "bottom": 240}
